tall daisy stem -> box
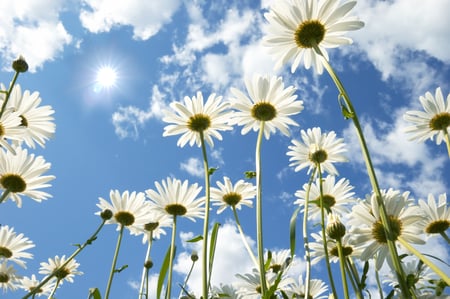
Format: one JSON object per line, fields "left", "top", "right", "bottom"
{"left": 440, "top": 231, "right": 450, "bottom": 244}
{"left": 139, "top": 232, "right": 153, "bottom": 299}
{"left": 317, "top": 165, "right": 338, "bottom": 298}
{"left": 397, "top": 236, "right": 450, "bottom": 285}
{"left": 312, "top": 42, "right": 409, "bottom": 296}
{"left": 256, "top": 121, "right": 268, "bottom": 295}
{"left": 302, "top": 169, "right": 316, "bottom": 298}
{"left": 336, "top": 239, "right": 350, "bottom": 299}
{"left": 345, "top": 258, "right": 363, "bottom": 299}
{"left": 443, "top": 128, "right": 450, "bottom": 158}
{"left": 199, "top": 131, "right": 211, "bottom": 299}
{"left": 0, "top": 190, "right": 10, "bottom": 205}
{"left": 105, "top": 224, "right": 125, "bottom": 299}
{"left": 48, "top": 279, "right": 61, "bottom": 299}
{"left": 22, "top": 219, "right": 106, "bottom": 299}
{"left": 0, "top": 70, "right": 20, "bottom": 118}
{"left": 166, "top": 216, "right": 178, "bottom": 299}
{"left": 232, "top": 206, "right": 259, "bottom": 268}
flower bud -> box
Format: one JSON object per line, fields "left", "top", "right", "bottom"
{"left": 100, "top": 209, "right": 113, "bottom": 220}
{"left": 144, "top": 222, "right": 159, "bottom": 232}
{"left": 144, "top": 259, "right": 153, "bottom": 269}
{"left": 191, "top": 251, "right": 199, "bottom": 262}
{"left": 12, "top": 56, "right": 28, "bottom": 73}
{"left": 326, "top": 214, "right": 346, "bottom": 240}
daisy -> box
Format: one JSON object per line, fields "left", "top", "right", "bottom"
{"left": 19, "top": 274, "right": 55, "bottom": 297}
{"left": 146, "top": 177, "right": 204, "bottom": 221}
{"left": 235, "top": 268, "right": 294, "bottom": 298}
{"left": 284, "top": 275, "right": 328, "bottom": 299}
{"left": 0, "top": 147, "right": 54, "bottom": 207}
{"left": 229, "top": 73, "right": 303, "bottom": 139}
{"left": 137, "top": 213, "right": 173, "bottom": 244}
{"left": 294, "top": 175, "right": 354, "bottom": 220}
{"left": 210, "top": 176, "right": 256, "bottom": 214}
{"left": 162, "top": 91, "right": 232, "bottom": 147}
{"left": 348, "top": 189, "right": 425, "bottom": 270}
{"left": 0, "top": 109, "right": 25, "bottom": 153}
{"left": 418, "top": 193, "right": 449, "bottom": 235}
{"left": 39, "top": 255, "right": 83, "bottom": 284}
{"left": 0, "top": 225, "right": 35, "bottom": 268}
{"left": 211, "top": 283, "right": 239, "bottom": 299}
{"left": 96, "top": 190, "right": 153, "bottom": 235}
{"left": 264, "top": 0, "right": 364, "bottom": 74}
{"left": 6, "top": 84, "right": 55, "bottom": 148}
{"left": 309, "top": 231, "right": 361, "bottom": 265}
{"left": 287, "top": 127, "right": 347, "bottom": 176}
{"left": 0, "top": 261, "right": 19, "bottom": 292}
{"left": 404, "top": 87, "right": 450, "bottom": 147}
{"left": 267, "top": 249, "right": 292, "bottom": 274}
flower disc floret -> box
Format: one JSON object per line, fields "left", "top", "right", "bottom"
{"left": 211, "top": 177, "right": 255, "bottom": 214}
{"left": 165, "top": 203, "right": 187, "bottom": 216}
{"left": 251, "top": 103, "right": 277, "bottom": 121}
{"left": 371, "top": 215, "right": 402, "bottom": 243}
{"left": 0, "top": 174, "right": 26, "bottom": 193}
{"left": 295, "top": 20, "right": 326, "bottom": 48}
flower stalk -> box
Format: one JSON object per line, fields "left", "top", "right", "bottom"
{"left": 302, "top": 170, "right": 315, "bottom": 298}
{"left": 105, "top": 224, "right": 125, "bottom": 299}
{"left": 443, "top": 128, "right": 450, "bottom": 158}
{"left": 166, "top": 216, "right": 178, "bottom": 299}
{"left": 311, "top": 41, "right": 410, "bottom": 295}
{"left": 232, "top": 206, "right": 259, "bottom": 268}
{"left": 139, "top": 231, "right": 153, "bottom": 299}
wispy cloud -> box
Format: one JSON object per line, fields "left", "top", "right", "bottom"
{"left": 79, "top": 0, "right": 181, "bottom": 40}
{"left": 112, "top": 85, "right": 168, "bottom": 139}
{"left": 180, "top": 157, "right": 203, "bottom": 178}
{"left": 0, "top": 0, "right": 72, "bottom": 71}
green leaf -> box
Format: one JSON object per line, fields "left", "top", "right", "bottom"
{"left": 114, "top": 264, "right": 128, "bottom": 273}
{"left": 157, "top": 245, "right": 175, "bottom": 299}
{"left": 264, "top": 250, "right": 272, "bottom": 271}
{"left": 87, "top": 288, "right": 102, "bottom": 299}
{"left": 208, "top": 167, "right": 218, "bottom": 175}
{"left": 244, "top": 171, "right": 256, "bottom": 179}
{"left": 289, "top": 206, "right": 301, "bottom": 257}
{"left": 208, "top": 222, "right": 221, "bottom": 288}
{"left": 186, "top": 235, "right": 203, "bottom": 243}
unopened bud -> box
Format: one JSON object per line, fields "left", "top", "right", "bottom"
{"left": 144, "top": 259, "right": 153, "bottom": 269}
{"left": 191, "top": 251, "right": 199, "bottom": 262}
{"left": 326, "top": 214, "right": 346, "bottom": 240}
{"left": 12, "top": 56, "right": 28, "bottom": 73}
{"left": 100, "top": 209, "right": 113, "bottom": 220}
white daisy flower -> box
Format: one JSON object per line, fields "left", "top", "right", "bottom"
{"left": 211, "top": 284, "right": 239, "bottom": 299}
{"left": 19, "top": 274, "right": 55, "bottom": 297}
{"left": 229, "top": 73, "right": 303, "bottom": 139}
{"left": 284, "top": 275, "right": 328, "bottom": 299}
{"left": 235, "top": 268, "right": 294, "bottom": 298}
{"left": 4, "top": 84, "right": 55, "bottom": 148}
{"left": 264, "top": 0, "right": 364, "bottom": 74}
{"left": 348, "top": 189, "right": 425, "bottom": 270}
{"left": 267, "top": 249, "right": 292, "bottom": 274}
{"left": 309, "top": 231, "right": 361, "bottom": 265}
{"left": 287, "top": 127, "right": 347, "bottom": 176}
{"left": 0, "top": 147, "right": 54, "bottom": 207}
{"left": 404, "top": 87, "right": 450, "bottom": 146}
{"left": 418, "top": 193, "right": 449, "bottom": 235}
{"left": 136, "top": 212, "right": 173, "bottom": 244}
{"left": 0, "top": 225, "right": 34, "bottom": 268}
{"left": 162, "top": 91, "right": 232, "bottom": 147}
{"left": 211, "top": 177, "right": 256, "bottom": 214}
{"left": 0, "top": 261, "right": 19, "bottom": 292}
{"left": 146, "top": 177, "right": 204, "bottom": 221}
{"left": 39, "top": 255, "right": 83, "bottom": 284}
{"left": 0, "top": 109, "right": 25, "bottom": 153}
{"left": 294, "top": 175, "right": 354, "bottom": 220}
{"left": 96, "top": 190, "right": 153, "bottom": 235}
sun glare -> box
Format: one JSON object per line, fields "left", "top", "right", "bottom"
{"left": 96, "top": 66, "right": 118, "bottom": 89}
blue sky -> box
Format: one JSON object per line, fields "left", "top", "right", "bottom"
{"left": 0, "top": 0, "right": 449, "bottom": 298}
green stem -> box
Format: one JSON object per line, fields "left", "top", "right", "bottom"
{"left": 166, "top": 216, "right": 178, "bottom": 299}
{"left": 255, "top": 121, "right": 268, "bottom": 295}
{"left": 336, "top": 239, "right": 350, "bottom": 299}
{"left": 302, "top": 168, "right": 316, "bottom": 298}
{"left": 199, "top": 131, "right": 211, "bottom": 299}
{"left": 47, "top": 279, "right": 61, "bottom": 299}
{"left": 0, "top": 190, "right": 10, "bottom": 205}
{"left": 232, "top": 206, "right": 259, "bottom": 268}
{"left": 312, "top": 42, "right": 409, "bottom": 295}
{"left": 443, "top": 128, "right": 450, "bottom": 158}
{"left": 397, "top": 236, "right": 450, "bottom": 285}
{"left": 105, "top": 224, "right": 125, "bottom": 299}
{"left": 139, "top": 232, "right": 153, "bottom": 299}
{"left": 374, "top": 265, "right": 384, "bottom": 299}
{"left": 0, "top": 71, "right": 20, "bottom": 119}
{"left": 346, "top": 258, "right": 364, "bottom": 299}
{"left": 178, "top": 257, "right": 196, "bottom": 298}
{"left": 22, "top": 220, "right": 106, "bottom": 299}
{"left": 317, "top": 165, "right": 338, "bottom": 298}
{"left": 439, "top": 231, "right": 450, "bottom": 244}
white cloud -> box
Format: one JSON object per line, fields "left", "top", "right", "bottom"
{"left": 79, "top": 0, "right": 181, "bottom": 40}
{"left": 112, "top": 85, "right": 168, "bottom": 139}
{"left": 180, "top": 157, "right": 203, "bottom": 178}
{"left": 352, "top": 0, "right": 449, "bottom": 93}
{"left": 343, "top": 111, "right": 447, "bottom": 198}
{"left": 0, "top": 0, "right": 72, "bottom": 71}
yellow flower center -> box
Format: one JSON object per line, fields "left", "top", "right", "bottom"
{"left": 165, "top": 203, "right": 187, "bottom": 216}
{"left": 425, "top": 220, "right": 449, "bottom": 234}
{"left": 310, "top": 149, "right": 328, "bottom": 164}
{"left": 0, "top": 247, "right": 13, "bottom": 258}
{"left": 314, "top": 194, "right": 336, "bottom": 213}
{"left": 270, "top": 264, "right": 282, "bottom": 273}
{"left": 371, "top": 215, "right": 402, "bottom": 243}
{"left": 223, "top": 192, "right": 242, "bottom": 206}
{"left": 330, "top": 245, "right": 353, "bottom": 257}
{"left": 54, "top": 267, "right": 70, "bottom": 280}
{"left": 114, "top": 211, "right": 135, "bottom": 226}
{"left": 0, "top": 273, "right": 9, "bottom": 283}
{"left": 429, "top": 112, "right": 450, "bottom": 131}
{"left": 0, "top": 123, "right": 4, "bottom": 136}
{"left": 20, "top": 115, "right": 28, "bottom": 127}
{"left": 0, "top": 174, "right": 27, "bottom": 193}
{"left": 188, "top": 114, "right": 211, "bottom": 132}
{"left": 251, "top": 102, "right": 277, "bottom": 121}
{"left": 294, "top": 20, "right": 326, "bottom": 48}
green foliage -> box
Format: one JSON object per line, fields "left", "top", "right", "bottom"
{"left": 87, "top": 288, "right": 102, "bottom": 299}
{"left": 157, "top": 245, "right": 174, "bottom": 299}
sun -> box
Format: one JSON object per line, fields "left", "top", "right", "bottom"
{"left": 95, "top": 65, "right": 118, "bottom": 89}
